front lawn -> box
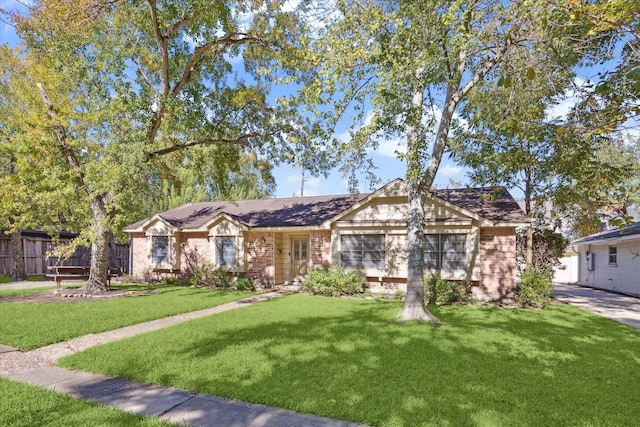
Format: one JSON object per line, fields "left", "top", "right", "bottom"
{"left": 59, "top": 294, "right": 640, "bottom": 426}
{"left": 0, "top": 377, "right": 172, "bottom": 426}
{"left": 0, "top": 285, "right": 256, "bottom": 350}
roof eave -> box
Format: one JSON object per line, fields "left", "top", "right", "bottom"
{"left": 573, "top": 232, "right": 640, "bottom": 246}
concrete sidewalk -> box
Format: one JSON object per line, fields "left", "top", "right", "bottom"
{"left": 0, "top": 290, "right": 366, "bottom": 427}
{"left": 552, "top": 282, "right": 640, "bottom": 329}
{"left": 6, "top": 366, "right": 362, "bottom": 426}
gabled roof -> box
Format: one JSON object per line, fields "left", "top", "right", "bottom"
{"left": 573, "top": 222, "right": 640, "bottom": 245}
{"left": 125, "top": 179, "right": 528, "bottom": 232}
{"left": 431, "top": 187, "right": 530, "bottom": 224}
{"left": 125, "top": 193, "right": 369, "bottom": 231}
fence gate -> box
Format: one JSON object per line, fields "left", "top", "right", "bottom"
{"left": 23, "top": 238, "right": 48, "bottom": 276}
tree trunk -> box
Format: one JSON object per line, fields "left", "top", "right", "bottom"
{"left": 85, "top": 196, "right": 111, "bottom": 294}
{"left": 400, "top": 181, "right": 441, "bottom": 324}
{"left": 10, "top": 231, "right": 27, "bottom": 281}
{"left": 524, "top": 167, "right": 533, "bottom": 267}
{"left": 399, "top": 66, "right": 440, "bottom": 324}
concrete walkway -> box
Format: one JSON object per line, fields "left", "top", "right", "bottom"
{"left": 552, "top": 282, "right": 640, "bottom": 329}
{"left": 0, "top": 289, "right": 365, "bottom": 427}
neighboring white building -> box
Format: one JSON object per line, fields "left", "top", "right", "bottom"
{"left": 573, "top": 222, "right": 640, "bottom": 297}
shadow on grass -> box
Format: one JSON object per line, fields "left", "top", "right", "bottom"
{"left": 61, "top": 296, "right": 640, "bottom": 426}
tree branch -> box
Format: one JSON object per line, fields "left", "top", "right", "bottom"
{"left": 144, "top": 132, "right": 261, "bottom": 161}
{"left": 171, "top": 33, "right": 265, "bottom": 96}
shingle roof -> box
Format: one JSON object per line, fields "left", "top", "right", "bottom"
{"left": 125, "top": 181, "right": 528, "bottom": 232}
{"left": 126, "top": 193, "right": 370, "bottom": 231}
{"left": 573, "top": 222, "right": 640, "bottom": 244}
{"left": 432, "top": 187, "right": 530, "bottom": 224}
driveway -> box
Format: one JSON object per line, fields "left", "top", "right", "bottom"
{"left": 552, "top": 282, "right": 640, "bottom": 329}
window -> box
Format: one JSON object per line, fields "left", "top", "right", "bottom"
{"left": 608, "top": 246, "right": 617, "bottom": 265}
{"left": 151, "top": 236, "right": 169, "bottom": 264}
{"left": 424, "top": 234, "right": 466, "bottom": 271}
{"left": 341, "top": 234, "right": 385, "bottom": 268}
{"left": 216, "top": 236, "right": 236, "bottom": 266}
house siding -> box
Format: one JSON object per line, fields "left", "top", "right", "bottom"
{"left": 476, "top": 228, "right": 517, "bottom": 301}
{"left": 577, "top": 240, "right": 640, "bottom": 297}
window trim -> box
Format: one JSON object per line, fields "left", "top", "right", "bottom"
{"left": 424, "top": 233, "right": 467, "bottom": 272}
{"left": 151, "top": 235, "right": 170, "bottom": 265}
{"left": 608, "top": 245, "right": 617, "bottom": 265}
{"left": 215, "top": 236, "right": 237, "bottom": 267}
{"left": 340, "top": 234, "right": 386, "bottom": 269}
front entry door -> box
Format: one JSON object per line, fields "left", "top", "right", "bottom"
{"left": 291, "top": 237, "right": 309, "bottom": 281}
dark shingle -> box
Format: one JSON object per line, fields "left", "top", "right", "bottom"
{"left": 432, "top": 187, "right": 529, "bottom": 224}
{"left": 126, "top": 181, "right": 528, "bottom": 231}
{"left": 573, "top": 222, "right": 640, "bottom": 244}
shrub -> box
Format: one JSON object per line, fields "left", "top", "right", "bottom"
{"left": 233, "top": 278, "right": 254, "bottom": 291}
{"left": 187, "top": 261, "right": 234, "bottom": 288}
{"left": 162, "top": 276, "right": 183, "bottom": 286}
{"left": 424, "top": 275, "right": 472, "bottom": 305}
{"left": 517, "top": 269, "right": 552, "bottom": 308}
{"left": 300, "top": 266, "right": 365, "bottom": 297}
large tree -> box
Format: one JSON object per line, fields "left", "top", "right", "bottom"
{"left": 0, "top": 1, "right": 307, "bottom": 292}
{"left": 283, "top": 0, "right": 576, "bottom": 322}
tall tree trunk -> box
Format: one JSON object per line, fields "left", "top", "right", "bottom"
{"left": 400, "top": 67, "right": 440, "bottom": 324}
{"left": 85, "top": 196, "right": 111, "bottom": 293}
{"left": 401, "top": 182, "right": 441, "bottom": 324}
{"left": 524, "top": 166, "right": 533, "bottom": 267}
{"left": 10, "top": 231, "right": 27, "bottom": 281}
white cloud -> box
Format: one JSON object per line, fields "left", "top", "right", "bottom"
{"left": 439, "top": 163, "right": 463, "bottom": 177}
{"left": 545, "top": 78, "right": 585, "bottom": 121}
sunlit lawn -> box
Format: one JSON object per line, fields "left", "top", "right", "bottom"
{"left": 0, "top": 377, "right": 173, "bottom": 427}
{"left": 59, "top": 294, "right": 640, "bottom": 426}
{"left": 0, "top": 284, "right": 256, "bottom": 350}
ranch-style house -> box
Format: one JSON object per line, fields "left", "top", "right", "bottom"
{"left": 125, "top": 179, "right": 530, "bottom": 301}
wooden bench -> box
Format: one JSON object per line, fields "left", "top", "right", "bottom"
{"left": 46, "top": 266, "right": 111, "bottom": 290}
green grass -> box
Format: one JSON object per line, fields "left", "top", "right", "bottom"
{"left": 60, "top": 294, "right": 640, "bottom": 427}
{"left": 27, "top": 275, "right": 47, "bottom": 281}
{"left": 0, "top": 274, "right": 12, "bottom": 284}
{"left": 0, "top": 377, "right": 173, "bottom": 426}
{"left": 0, "top": 286, "right": 58, "bottom": 297}
{"left": 0, "top": 284, "right": 256, "bottom": 350}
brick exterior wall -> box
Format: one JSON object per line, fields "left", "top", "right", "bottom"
{"left": 476, "top": 227, "right": 517, "bottom": 301}
{"left": 310, "top": 230, "right": 331, "bottom": 268}
{"left": 130, "top": 232, "right": 147, "bottom": 278}
{"left": 245, "top": 232, "right": 275, "bottom": 287}
{"left": 179, "top": 232, "right": 211, "bottom": 275}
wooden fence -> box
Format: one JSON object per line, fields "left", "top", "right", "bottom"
{"left": 0, "top": 230, "right": 129, "bottom": 277}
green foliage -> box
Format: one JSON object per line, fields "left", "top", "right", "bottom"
{"left": 517, "top": 269, "right": 553, "bottom": 308}
{"left": 233, "top": 278, "right": 255, "bottom": 291}
{"left": 424, "top": 275, "right": 472, "bottom": 305}
{"left": 26, "top": 275, "right": 46, "bottom": 282}
{"left": 517, "top": 228, "right": 569, "bottom": 276}
{"left": 0, "top": 275, "right": 12, "bottom": 284}
{"left": 299, "top": 266, "right": 365, "bottom": 297}
{"left": 187, "top": 262, "right": 234, "bottom": 289}
{"left": 0, "top": 1, "right": 313, "bottom": 287}
{"left": 161, "top": 277, "right": 183, "bottom": 287}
